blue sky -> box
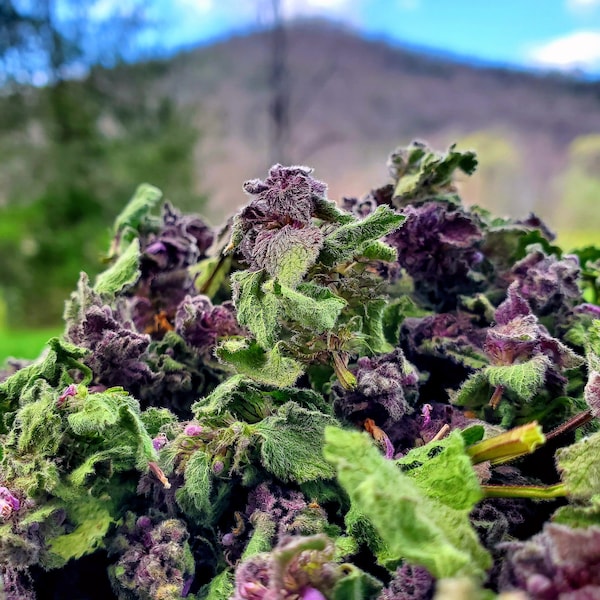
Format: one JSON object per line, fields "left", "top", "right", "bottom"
{"left": 149, "top": 0, "right": 600, "bottom": 73}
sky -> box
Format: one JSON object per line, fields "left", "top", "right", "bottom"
{"left": 147, "top": 0, "right": 600, "bottom": 74}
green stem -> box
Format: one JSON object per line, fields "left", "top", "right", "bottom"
{"left": 482, "top": 483, "right": 567, "bottom": 499}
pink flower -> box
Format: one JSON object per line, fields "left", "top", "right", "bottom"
{"left": 184, "top": 424, "right": 203, "bottom": 436}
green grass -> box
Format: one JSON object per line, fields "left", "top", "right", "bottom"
{"left": 0, "top": 328, "right": 63, "bottom": 363}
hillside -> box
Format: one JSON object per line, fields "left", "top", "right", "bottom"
{"left": 5, "top": 21, "right": 600, "bottom": 222}
{"left": 139, "top": 21, "right": 600, "bottom": 223}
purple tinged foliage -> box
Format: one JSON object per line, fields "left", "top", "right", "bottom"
{"left": 378, "top": 564, "right": 434, "bottom": 600}
{"left": 140, "top": 202, "right": 214, "bottom": 275}
{"left": 385, "top": 202, "right": 484, "bottom": 309}
{"left": 109, "top": 516, "right": 194, "bottom": 600}
{"left": 499, "top": 524, "right": 600, "bottom": 598}
{"left": 66, "top": 280, "right": 155, "bottom": 392}
{"left": 333, "top": 348, "right": 419, "bottom": 424}
{"left": 175, "top": 295, "right": 242, "bottom": 354}
{"left": 232, "top": 535, "right": 337, "bottom": 600}
{"left": 243, "top": 164, "right": 327, "bottom": 225}
{"left": 511, "top": 249, "right": 581, "bottom": 316}
{"left": 236, "top": 165, "right": 327, "bottom": 269}
{"left": 585, "top": 371, "right": 600, "bottom": 419}
{"left": 0, "top": 566, "right": 36, "bottom": 600}
{"left": 487, "top": 283, "right": 581, "bottom": 371}
{"left": 57, "top": 383, "right": 78, "bottom": 406}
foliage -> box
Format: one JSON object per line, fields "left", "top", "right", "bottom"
{"left": 1, "top": 142, "right": 600, "bottom": 599}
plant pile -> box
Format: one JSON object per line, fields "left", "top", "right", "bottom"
{"left": 2, "top": 143, "right": 600, "bottom": 599}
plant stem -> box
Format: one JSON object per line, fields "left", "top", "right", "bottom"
{"left": 545, "top": 409, "right": 593, "bottom": 443}
{"left": 489, "top": 384, "right": 504, "bottom": 409}
{"left": 482, "top": 483, "right": 567, "bottom": 499}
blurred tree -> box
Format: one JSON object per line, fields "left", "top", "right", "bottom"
{"left": 0, "top": 1, "right": 205, "bottom": 327}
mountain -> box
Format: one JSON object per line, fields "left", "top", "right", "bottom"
{"left": 8, "top": 21, "right": 600, "bottom": 223}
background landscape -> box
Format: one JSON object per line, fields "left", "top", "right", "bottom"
{"left": 1, "top": 0, "right": 600, "bottom": 358}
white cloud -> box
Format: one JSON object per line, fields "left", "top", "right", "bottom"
{"left": 528, "top": 31, "right": 600, "bottom": 70}
{"left": 281, "top": 0, "right": 354, "bottom": 20}
{"left": 568, "top": 0, "right": 600, "bottom": 9}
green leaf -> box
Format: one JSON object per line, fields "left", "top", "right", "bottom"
{"left": 241, "top": 512, "right": 276, "bottom": 559}
{"left": 191, "top": 255, "right": 232, "bottom": 298}
{"left": 9, "top": 382, "right": 64, "bottom": 456}
{"left": 232, "top": 270, "right": 280, "bottom": 348}
{"left": 69, "top": 446, "right": 133, "bottom": 487}
{"left": 395, "top": 431, "right": 483, "bottom": 510}
{"left": 178, "top": 450, "right": 213, "bottom": 518}
{"left": 0, "top": 337, "right": 90, "bottom": 426}
{"left": 254, "top": 402, "right": 338, "bottom": 483}
{"left": 199, "top": 569, "right": 235, "bottom": 600}
{"left": 359, "top": 240, "right": 398, "bottom": 262}
{"left": 216, "top": 339, "right": 303, "bottom": 388}
{"left": 391, "top": 143, "right": 477, "bottom": 204}
{"left": 112, "top": 183, "right": 162, "bottom": 246}
{"left": 556, "top": 430, "right": 600, "bottom": 501}
{"left": 319, "top": 205, "right": 405, "bottom": 266}
{"left": 331, "top": 564, "right": 383, "bottom": 600}
{"left": 323, "top": 427, "right": 491, "bottom": 579}
{"left": 94, "top": 238, "right": 141, "bottom": 295}
{"left": 67, "top": 388, "right": 123, "bottom": 435}
{"left": 271, "top": 280, "right": 346, "bottom": 333}
{"left": 193, "top": 375, "right": 331, "bottom": 425}
{"left": 361, "top": 298, "right": 394, "bottom": 355}
{"left": 485, "top": 353, "right": 551, "bottom": 401}
{"left": 48, "top": 496, "right": 113, "bottom": 563}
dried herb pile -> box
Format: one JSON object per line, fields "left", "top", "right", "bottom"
{"left": 2, "top": 143, "right": 600, "bottom": 599}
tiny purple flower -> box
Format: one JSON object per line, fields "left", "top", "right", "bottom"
{"left": 152, "top": 433, "right": 168, "bottom": 451}
{"left": 421, "top": 403, "right": 433, "bottom": 427}
{"left": 212, "top": 460, "right": 224, "bottom": 475}
{"left": 301, "top": 588, "right": 327, "bottom": 600}
{"left": 0, "top": 487, "right": 20, "bottom": 520}
{"left": 184, "top": 424, "right": 203, "bottom": 437}
{"left": 57, "top": 383, "right": 78, "bottom": 406}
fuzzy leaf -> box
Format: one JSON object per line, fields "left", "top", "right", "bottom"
{"left": 193, "top": 374, "right": 330, "bottom": 425}
{"left": 94, "top": 238, "right": 141, "bottom": 295}
{"left": 216, "top": 339, "right": 303, "bottom": 388}
{"left": 254, "top": 224, "right": 323, "bottom": 287}
{"left": 112, "top": 183, "right": 162, "bottom": 246}
{"left": 271, "top": 280, "right": 346, "bottom": 333}
{"left": 556, "top": 430, "right": 600, "bottom": 501}
{"left": 323, "top": 427, "right": 491, "bottom": 579}
{"left": 395, "top": 431, "right": 483, "bottom": 510}
{"left": 232, "top": 270, "right": 280, "bottom": 348}
{"left": 319, "top": 205, "right": 405, "bottom": 266}
{"left": 69, "top": 446, "right": 133, "bottom": 487}
{"left": 331, "top": 564, "right": 383, "bottom": 600}
{"left": 200, "top": 569, "right": 235, "bottom": 600}
{"left": 360, "top": 240, "right": 398, "bottom": 262}
{"left": 485, "top": 353, "right": 551, "bottom": 401}
{"left": 361, "top": 298, "right": 394, "bottom": 355}
{"left": 178, "top": 450, "right": 213, "bottom": 518}
{"left": 254, "top": 402, "right": 338, "bottom": 483}
{"left": 48, "top": 496, "right": 113, "bottom": 563}
{"left": 390, "top": 142, "right": 477, "bottom": 203}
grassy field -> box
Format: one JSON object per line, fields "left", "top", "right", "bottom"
{"left": 0, "top": 328, "right": 63, "bottom": 363}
